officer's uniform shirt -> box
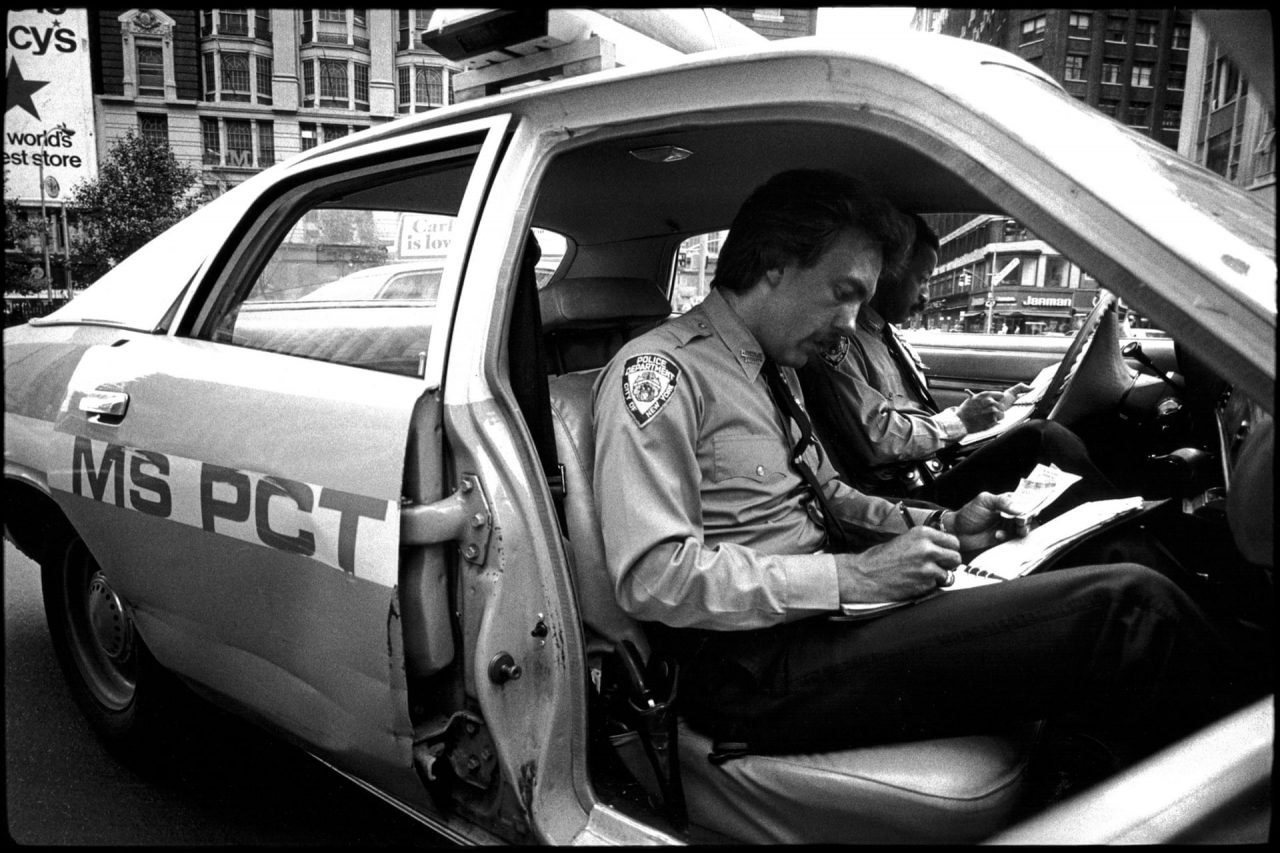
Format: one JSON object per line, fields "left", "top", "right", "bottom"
{"left": 592, "top": 289, "right": 922, "bottom": 632}
{"left": 809, "top": 305, "right": 966, "bottom": 470}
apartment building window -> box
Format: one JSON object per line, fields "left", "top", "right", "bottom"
{"left": 1171, "top": 24, "right": 1189, "bottom": 50}
{"left": 136, "top": 42, "right": 165, "bottom": 96}
{"left": 300, "top": 122, "right": 318, "bottom": 151}
{"left": 1131, "top": 62, "right": 1153, "bottom": 88}
{"left": 219, "top": 9, "right": 249, "bottom": 36}
{"left": 320, "top": 59, "right": 348, "bottom": 106}
{"left": 302, "top": 61, "right": 314, "bottom": 106}
{"left": 1134, "top": 20, "right": 1157, "bottom": 47}
{"left": 138, "top": 113, "right": 169, "bottom": 146}
{"left": 1211, "top": 56, "right": 1241, "bottom": 110}
{"left": 353, "top": 9, "right": 367, "bottom": 27}
{"left": 221, "top": 52, "right": 251, "bottom": 102}
{"left": 1100, "top": 61, "right": 1122, "bottom": 84}
{"left": 1254, "top": 120, "right": 1276, "bottom": 182}
{"left": 1098, "top": 99, "right": 1119, "bottom": 117}
{"left": 256, "top": 55, "right": 273, "bottom": 103}
{"left": 225, "top": 120, "right": 253, "bottom": 168}
{"left": 319, "top": 10, "right": 346, "bottom": 24}
{"left": 354, "top": 62, "right": 369, "bottom": 108}
{"left": 203, "top": 54, "right": 216, "bottom": 99}
{"left": 202, "top": 117, "right": 221, "bottom": 165}
{"left": 1105, "top": 16, "right": 1127, "bottom": 43}
{"left": 1206, "top": 131, "right": 1232, "bottom": 178}
{"left": 1168, "top": 64, "right": 1186, "bottom": 91}
{"left": 398, "top": 9, "right": 432, "bottom": 49}
{"left": 1064, "top": 54, "right": 1087, "bottom": 82}
{"left": 397, "top": 64, "right": 447, "bottom": 113}
{"left": 1161, "top": 107, "right": 1181, "bottom": 131}
{"left": 1127, "top": 102, "right": 1149, "bottom": 127}
{"left": 323, "top": 124, "right": 349, "bottom": 144}
{"left": 1068, "top": 12, "right": 1091, "bottom": 32}
{"left": 258, "top": 121, "right": 274, "bottom": 167}
{"left": 1020, "top": 15, "right": 1046, "bottom": 44}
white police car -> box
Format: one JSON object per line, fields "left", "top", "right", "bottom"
{"left": 4, "top": 32, "right": 1272, "bottom": 844}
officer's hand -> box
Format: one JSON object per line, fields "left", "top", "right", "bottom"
{"left": 836, "top": 527, "right": 961, "bottom": 603}
{"left": 941, "top": 491, "right": 1028, "bottom": 552}
{"left": 957, "top": 391, "right": 1006, "bottom": 431}
{"left": 1000, "top": 382, "right": 1034, "bottom": 408}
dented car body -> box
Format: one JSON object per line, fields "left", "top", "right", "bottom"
{"left": 3, "top": 34, "right": 1273, "bottom": 844}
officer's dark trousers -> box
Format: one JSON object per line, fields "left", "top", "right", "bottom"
{"left": 661, "top": 563, "right": 1269, "bottom": 759}
{"left": 915, "top": 420, "right": 1117, "bottom": 517}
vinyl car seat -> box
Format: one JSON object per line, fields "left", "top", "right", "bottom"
{"left": 541, "top": 278, "right": 1038, "bottom": 844}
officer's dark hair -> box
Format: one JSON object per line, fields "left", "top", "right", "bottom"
{"left": 711, "top": 169, "right": 911, "bottom": 293}
{"left": 907, "top": 212, "right": 940, "bottom": 253}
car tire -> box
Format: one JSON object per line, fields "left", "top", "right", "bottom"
{"left": 39, "top": 527, "right": 178, "bottom": 752}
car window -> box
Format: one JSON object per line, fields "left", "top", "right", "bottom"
{"left": 379, "top": 270, "right": 443, "bottom": 300}
{"left": 532, "top": 227, "right": 568, "bottom": 286}
{"left": 203, "top": 153, "right": 482, "bottom": 378}
{"left": 671, "top": 230, "right": 728, "bottom": 313}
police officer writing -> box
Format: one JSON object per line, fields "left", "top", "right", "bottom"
{"left": 592, "top": 169, "right": 1266, "bottom": 794}
{"left": 798, "top": 211, "right": 1118, "bottom": 513}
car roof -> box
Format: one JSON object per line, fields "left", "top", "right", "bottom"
{"left": 34, "top": 33, "right": 1274, "bottom": 405}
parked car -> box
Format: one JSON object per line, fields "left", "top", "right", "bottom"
{"left": 3, "top": 32, "right": 1273, "bottom": 845}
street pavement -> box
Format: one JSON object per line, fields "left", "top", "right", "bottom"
{"left": 4, "top": 539, "right": 446, "bottom": 846}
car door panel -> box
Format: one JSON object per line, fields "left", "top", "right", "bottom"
{"left": 47, "top": 336, "right": 425, "bottom": 777}
{"left": 907, "top": 332, "right": 1071, "bottom": 409}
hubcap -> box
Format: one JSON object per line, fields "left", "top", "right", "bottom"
{"left": 87, "top": 573, "right": 131, "bottom": 660}
{"left": 62, "top": 541, "right": 138, "bottom": 712}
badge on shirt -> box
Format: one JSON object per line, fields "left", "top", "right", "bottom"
{"left": 622, "top": 354, "right": 680, "bottom": 427}
{"left": 820, "top": 335, "right": 850, "bottom": 368}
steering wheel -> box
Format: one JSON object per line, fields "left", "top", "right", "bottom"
{"left": 1031, "top": 290, "right": 1125, "bottom": 421}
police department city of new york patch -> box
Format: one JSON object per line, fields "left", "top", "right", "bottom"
{"left": 622, "top": 354, "right": 680, "bottom": 427}
{"left": 821, "top": 335, "right": 850, "bottom": 368}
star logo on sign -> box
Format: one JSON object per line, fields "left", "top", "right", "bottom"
{"left": 7, "top": 59, "right": 50, "bottom": 120}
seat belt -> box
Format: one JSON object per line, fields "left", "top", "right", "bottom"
{"left": 508, "top": 233, "right": 568, "bottom": 533}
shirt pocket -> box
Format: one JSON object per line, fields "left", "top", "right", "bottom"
{"left": 711, "top": 435, "right": 790, "bottom": 483}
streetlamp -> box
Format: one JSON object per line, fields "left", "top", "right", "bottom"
{"left": 35, "top": 123, "right": 76, "bottom": 305}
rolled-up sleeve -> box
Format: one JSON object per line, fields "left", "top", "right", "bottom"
{"left": 592, "top": 356, "right": 841, "bottom": 631}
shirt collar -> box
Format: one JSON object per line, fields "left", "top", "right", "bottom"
{"left": 857, "top": 303, "right": 888, "bottom": 336}
{"left": 700, "top": 288, "right": 768, "bottom": 380}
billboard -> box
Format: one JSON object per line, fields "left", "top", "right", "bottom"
{"left": 4, "top": 9, "right": 97, "bottom": 204}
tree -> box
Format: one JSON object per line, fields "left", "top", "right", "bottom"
{"left": 67, "top": 130, "right": 204, "bottom": 283}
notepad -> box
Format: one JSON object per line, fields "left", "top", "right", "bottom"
{"left": 836, "top": 497, "right": 1152, "bottom": 619}
{"left": 959, "top": 363, "right": 1057, "bottom": 446}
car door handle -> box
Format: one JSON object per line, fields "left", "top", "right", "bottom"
{"left": 78, "top": 388, "right": 130, "bottom": 421}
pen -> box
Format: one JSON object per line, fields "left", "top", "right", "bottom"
{"left": 898, "top": 502, "right": 915, "bottom": 530}
{"left": 964, "top": 388, "right": 977, "bottom": 398}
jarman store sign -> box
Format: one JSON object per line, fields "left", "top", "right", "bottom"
{"left": 1024, "top": 295, "right": 1073, "bottom": 308}
{"left": 4, "top": 9, "right": 97, "bottom": 204}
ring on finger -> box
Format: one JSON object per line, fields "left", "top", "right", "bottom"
{"left": 939, "top": 569, "right": 956, "bottom": 588}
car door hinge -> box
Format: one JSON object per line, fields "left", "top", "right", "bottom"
{"left": 400, "top": 473, "right": 492, "bottom": 564}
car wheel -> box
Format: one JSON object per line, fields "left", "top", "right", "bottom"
{"left": 40, "top": 529, "right": 175, "bottom": 749}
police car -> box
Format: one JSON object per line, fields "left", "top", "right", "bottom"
{"left": 3, "top": 33, "right": 1273, "bottom": 845}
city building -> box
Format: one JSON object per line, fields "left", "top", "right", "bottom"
{"left": 721, "top": 8, "right": 818, "bottom": 40}
{"left": 4, "top": 8, "right": 766, "bottom": 311}
{"left": 90, "top": 9, "right": 464, "bottom": 198}
{"left": 1177, "top": 12, "right": 1275, "bottom": 205}
{"left": 909, "top": 9, "right": 1198, "bottom": 334}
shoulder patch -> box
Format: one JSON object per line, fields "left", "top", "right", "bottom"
{"left": 622, "top": 354, "right": 681, "bottom": 427}
{"left": 820, "top": 335, "right": 850, "bottom": 368}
